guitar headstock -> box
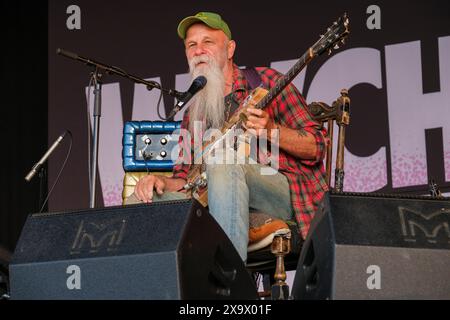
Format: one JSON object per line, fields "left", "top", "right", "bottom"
{"left": 312, "top": 13, "right": 350, "bottom": 56}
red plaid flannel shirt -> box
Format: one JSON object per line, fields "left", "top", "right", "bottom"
{"left": 173, "top": 64, "right": 329, "bottom": 239}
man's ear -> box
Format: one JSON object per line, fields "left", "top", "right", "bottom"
{"left": 227, "top": 40, "right": 236, "bottom": 60}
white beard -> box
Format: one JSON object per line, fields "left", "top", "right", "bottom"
{"left": 187, "top": 54, "right": 226, "bottom": 133}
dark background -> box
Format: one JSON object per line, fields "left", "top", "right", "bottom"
{"left": 1, "top": 0, "right": 450, "bottom": 253}
{"left": 1, "top": 2, "right": 47, "bottom": 253}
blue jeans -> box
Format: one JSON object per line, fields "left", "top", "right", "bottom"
{"left": 206, "top": 162, "right": 293, "bottom": 262}
{"left": 125, "top": 163, "right": 293, "bottom": 262}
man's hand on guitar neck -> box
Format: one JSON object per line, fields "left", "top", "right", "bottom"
{"left": 134, "top": 175, "right": 186, "bottom": 203}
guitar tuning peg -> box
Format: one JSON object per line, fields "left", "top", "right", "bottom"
{"left": 334, "top": 44, "right": 340, "bottom": 50}
{"left": 340, "top": 39, "right": 345, "bottom": 45}
{"left": 327, "top": 48, "right": 332, "bottom": 55}
{"left": 333, "top": 21, "right": 338, "bottom": 25}
{"left": 320, "top": 34, "right": 324, "bottom": 38}
{"left": 327, "top": 28, "right": 331, "bottom": 32}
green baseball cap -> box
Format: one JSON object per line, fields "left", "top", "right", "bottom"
{"left": 177, "top": 12, "right": 232, "bottom": 40}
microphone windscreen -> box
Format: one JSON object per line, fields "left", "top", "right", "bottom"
{"left": 189, "top": 76, "right": 207, "bottom": 94}
{"left": 56, "top": 48, "right": 79, "bottom": 60}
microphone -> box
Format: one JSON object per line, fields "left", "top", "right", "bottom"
{"left": 168, "top": 76, "right": 207, "bottom": 119}
{"left": 25, "top": 131, "right": 69, "bottom": 182}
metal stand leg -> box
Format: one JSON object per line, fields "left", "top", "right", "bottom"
{"left": 271, "top": 232, "right": 291, "bottom": 300}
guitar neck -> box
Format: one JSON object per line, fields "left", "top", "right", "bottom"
{"left": 255, "top": 47, "right": 314, "bottom": 110}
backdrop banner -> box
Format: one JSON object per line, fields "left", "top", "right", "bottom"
{"left": 49, "top": 0, "right": 450, "bottom": 210}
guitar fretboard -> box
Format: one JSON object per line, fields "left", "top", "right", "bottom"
{"left": 255, "top": 48, "right": 313, "bottom": 110}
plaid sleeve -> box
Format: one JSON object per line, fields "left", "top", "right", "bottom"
{"left": 301, "top": 125, "right": 327, "bottom": 166}
{"left": 258, "top": 68, "right": 327, "bottom": 166}
{"left": 280, "top": 83, "right": 327, "bottom": 166}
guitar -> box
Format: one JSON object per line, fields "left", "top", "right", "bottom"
{"left": 184, "top": 13, "right": 350, "bottom": 207}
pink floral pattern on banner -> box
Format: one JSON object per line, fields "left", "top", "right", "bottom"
{"left": 392, "top": 153, "right": 428, "bottom": 188}
{"left": 331, "top": 156, "right": 387, "bottom": 192}
{"left": 102, "top": 182, "right": 123, "bottom": 206}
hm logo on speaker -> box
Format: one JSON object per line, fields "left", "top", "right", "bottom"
{"left": 399, "top": 207, "right": 450, "bottom": 245}
{"left": 71, "top": 219, "right": 127, "bottom": 254}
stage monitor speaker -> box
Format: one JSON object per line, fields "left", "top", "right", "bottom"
{"left": 292, "top": 192, "right": 450, "bottom": 300}
{"left": 9, "top": 199, "right": 258, "bottom": 300}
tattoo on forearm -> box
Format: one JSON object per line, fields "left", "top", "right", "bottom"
{"left": 297, "top": 128, "right": 307, "bottom": 137}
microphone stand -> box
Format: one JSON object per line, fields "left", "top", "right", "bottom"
{"left": 24, "top": 130, "right": 68, "bottom": 211}
{"left": 57, "top": 48, "right": 183, "bottom": 208}
{"left": 56, "top": 48, "right": 184, "bottom": 98}
{"left": 90, "top": 68, "right": 102, "bottom": 208}
{"left": 38, "top": 167, "right": 47, "bottom": 212}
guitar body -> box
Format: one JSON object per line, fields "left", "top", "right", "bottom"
{"left": 186, "top": 87, "right": 269, "bottom": 207}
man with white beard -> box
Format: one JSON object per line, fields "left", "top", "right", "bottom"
{"left": 126, "top": 12, "right": 328, "bottom": 263}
